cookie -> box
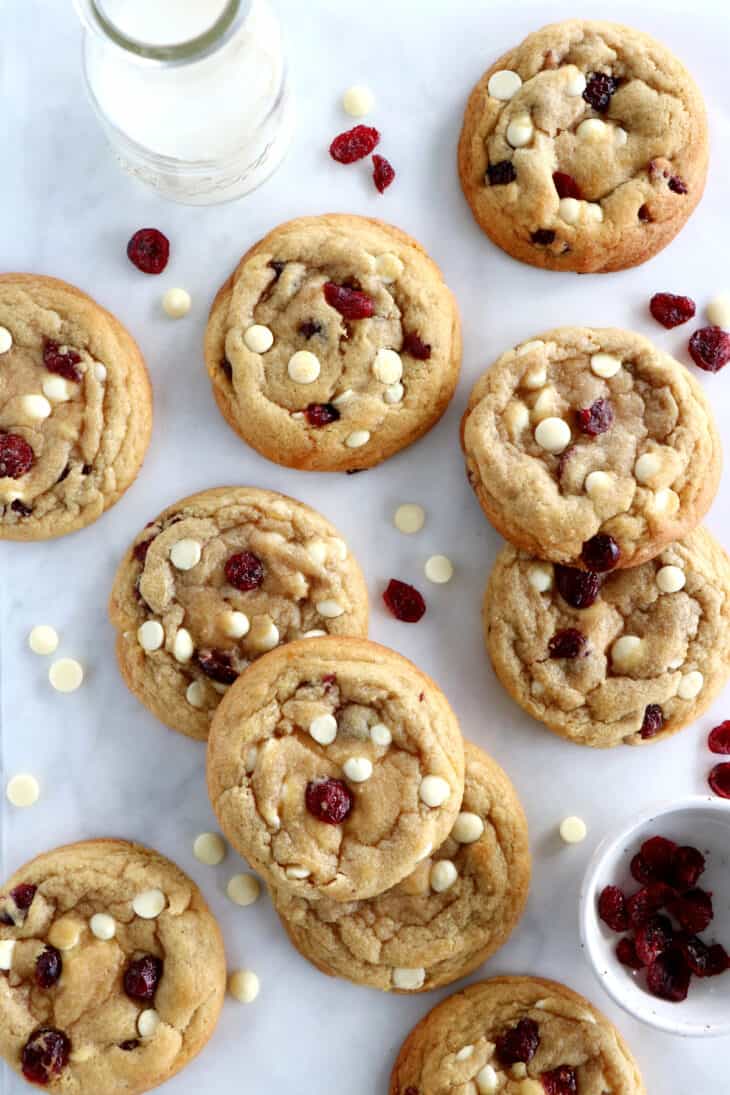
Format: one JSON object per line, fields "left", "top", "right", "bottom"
{"left": 109, "top": 486, "right": 369, "bottom": 741}
{"left": 207, "top": 636, "right": 465, "bottom": 902}
{"left": 458, "top": 20, "right": 708, "bottom": 273}
{"left": 462, "top": 328, "right": 721, "bottom": 570}
{"left": 0, "top": 839, "right": 225, "bottom": 1094}
{"left": 484, "top": 527, "right": 730, "bottom": 748}
{"left": 204, "top": 214, "right": 461, "bottom": 471}
{"left": 0, "top": 274, "right": 152, "bottom": 540}
{"left": 390, "top": 976, "right": 646, "bottom": 1095}
{"left": 273, "top": 742, "right": 530, "bottom": 992}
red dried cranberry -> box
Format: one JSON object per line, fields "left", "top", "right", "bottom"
{"left": 556, "top": 447, "right": 575, "bottom": 481}
{"left": 119, "top": 1040, "right": 140, "bottom": 1051}
{"left": 671, "top": 846, "right": 706, "bottom": 891}
{"left": 487, "top": 160, "right": 517, "bottom": 185}
{"left": 638, "top": 204, "right": 652, "bottom": 223}
{"left": 689, "top": 327, "right": 730, "bottom": 373}
{"left": 531, "top": 229, "right": 555, "bottom": 246}
{"left": 668, "top": 176, "right": 688, "bottom": 195}
{"left": 401, "top": 331, "right": 432, "bottom": 360}
{"left": 576, "top": 398, "right": 614, "bottom": 437}
{"left": 627, "top": 883, "right": 676, "bottom": 929}
{"left": 11, "top": 883, "right": 36, "bottom": 908}
{"left": 640, "top": 704, "right": 664, "bottom": 740}
{"left": 709, "top": 721, "right": 730, "bottom": 755}
{"left": 127, "top": 228, "right": 170, "bottom": 274}
{"left": 634, "top": 915, "right": 674, "bottom": 966}
{"left": 383, "top": 579, "right": 426, "bottom": 623}
{"left": 323, "top": 282, "right": 375, "bottom": 320}
{"left": 640, "top": 836, "right": 677, "bottom": 879}
{"left": 196, "top": 649, "right": 239, "bottom": 685}
{"left": 630, "top": 853, "right": 653, "bottom": 886}
{"left": 668, "top": 889, "right": 713, "bottom": 934}
{"left": 225, "top": 551, "right": 264, "bottom": 591}
{"left": 0, "top": 434, "right": 34, "bottom": 478}
{"left": 42, "top": 339, "right": 82, "bottom": 382}
{"left": 305, "top": 779, "right": 353, "bottom": 824}
{"left": 329, "top": 125, "right": 380, "bottom": 164}
{"left": 11, "top": 499, "right": 32, "bottom": 517}
{"left": 298, "top": 320, "right": 322, "bottom": 339}
{"left": 598, "top": 885, "right": 628, "bottom": 932}
{"left": 583, "top": 72, "right": 619, "bottom": 112}
{"left": 372, "top": 154, "right": 396, "bottom": 193}
{"left": 548, "top": 628, "right": 588, "bottom": 659}
{"left": 0, "top": 882, "right": 37, "bottom": 925}
{"left": 305, "top": 403, "right": 340, "bottom": 427}
{"left": 495, "top": 1018, "right": 540, "bottom": 1066}
{"left": 616, "top": 937, "right": 645, "bottom": 970}
{"left": 646, "top": 946, "right": 691, "bottom": 1002}
{"left": 21, "top": 1027, "right": 70, "bottom": 1085}
{"left": 555, "top": 566, "right": 601, "bottom": 609}
{"left": 649, "top": 293, "right": 696, "bottom": 329}
{"left": 541, "top": 1066, "right": 577, "bottom": 1095}
{"left": 133, "top": 537, "right": 154, "bottom": 563}
{"left": 123, "top": 955, "right": 163, "bottom": 1002}
{"left": 681, "top": 935, "right": 729, "bottom": 978}
{"left": 35, "top": 946, "right": 62, "bottom": 989}
{"left": 552, "top": 172, "right": 582, "bottom": 200}
{"left": 581, "top": 534, "right": 620, "bottom": 572}
{"left": 404, "top": 1088, "right": 419, "bottom": 1095}
{"left": 709, "top": 761, "right": 730, "bottom": 799}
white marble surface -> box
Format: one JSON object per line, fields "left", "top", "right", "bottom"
{"left": 3, "top": 1, "right": 730, "bottom": 1091}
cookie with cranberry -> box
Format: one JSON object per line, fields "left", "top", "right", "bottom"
{"left": 110, "top": 486, "right": 368, "bottom": 742}
{"left": 462, "top": 328, "right": 720, "bottom": 569}
{"left": 204, "top": 214, "right": 461, "bottom": 471}
{"left": 390, "top": 976, "right": 645, "bottom": 1095}
{"left": 0, "top": 839, "right": 225, "bottom": 1094}
{"left": 207, "top": 636, "right": 465, "bottom": 902}
{"left": 0, "top": 274, "right": 152, "bottom": 540}
{"left": 484, "top": 527, "right": 730, "bottom": 748}
{"left": 458, "top": 20, "right": 708, "bottom": 273}
{"left": 272, "top": 742, "right": 530, "bottom": 991}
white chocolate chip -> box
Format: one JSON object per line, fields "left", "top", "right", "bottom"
{"left": 137, "top": 1009, "right": 160, "bottom": 1038}
{"left": 89, "top": 913, "right": 116, "bottom": 940}
{"left": 565, "top": 68, "right": 587, "bottom": 96}
{"left": 49, "top": 657, "right": 84, "bottom": 693}
{"left": 512, "top": 1064, "right": 528, "bottom": 1079}
{"left": 186, "top": 681, "right": 205, "bottom": 708}
{"left": 590, "top": 352, "right": 622, "bottom": 378}
{"left": 534, "top": 416, "right": 571, "bottom": 454}
{"left": 504, "top": 401, "right": 529, "bottom": 438}
{"left": 0, "top": 940, "right": 16, "bottom": 970}
{"left": 248, "top": 615, "right": 279, "bottom": 651}
{"left": 48, "top": 918, "right": 82, "bottom": 951}
{"left": 707, "top": 293, "right": 730, "bottom": 329}
{"left": 585, "top": 202, "right": 604, "bottom": 223}
{"left": 476, "top": 1065, "right": 500, "bottom": 1094}
{"left": 488, "top": 69, "right": 522, "bottom": 100}
{"left": 229, "top": 968, "right": 260, "bottom": 1003}
{"left": 343, "top": 756, "right": 373, "bottom": 782}
{"left": 306, "top": 539, "right": 328, "bottom": 565}
{"left": 559, "top": 197, "right": 581, "bottom": 225}
{"left": 194, "top": 832, "right": 226, "bottom": 866}
{"left": 162, "top": 287, "right": 191, "bottom": 318}
{"left": 611, "top": 635, "right": 643, "bottom": 671}
{"left": 94, "top": 363, "right": 107, "bottom": 382}
{"left": 531, "top": 387, "right": 560, "bottom": 422}
{"left": 652, "top": 488, "right": 680, "bottom": 515}
{"left": 634, "top": 452, "right": 662, "bottom": 485}
{"left": 614, "top": 126, "right": 628, "bottom": 147}
{"left": 370, "top": 723, "right": 392, "bottom": 746}
{"left": 227, "top": 873, "right": 261, "bottom": 906}
{"left": 373, "top": 348, "right": 403, "bottom": 385}
{"left": 28, "top": 625, "right": 59, "bottom": 655}
{"left": 577, "top": 118, "right": 609, "bottom": 140}
{"left": 245, "top": 746, "right": 258, "bottom": 773}
{"left": 522, "top": 362, "right": 547, "bottom": 389}
{"left": 302, "top": 629, "right": 327, "bottom": 638}
{"left": 425, "top": 555, "right": 454, "bottom": 584}
{"left": 0, "top": 326, "right": 12, "bottom": 353}
{"left": 170, "top": 538, "right": 201, "bottom": 570}
{"left": 430, "top": 859, "right": 458, "bottom": 893}
{"left": 656, "top": 565, "right": 686, "bottom": 594}
{"left": 392, "top": 967, "right": 425, "bottom": 991}
{"left": 344, "top": 430, "right": 370, "bottom": 448}
{"left": 221, "top": 610, "right": 250, "bottom": 639}
{"left": 285, "top": 866, "right": 311, "bottom": 880}
{"left": 374, "top": 253, "right": 404, "bottom": 281}
{"left": 506, "top": 114, "right": 533, "bottom": 147}
{"left": 527, "top": 562, "right": 553, "bottom": 592}
{"left": 309, "top": 713, "right": 338, "bottom": 746}
{"left": 42, "top": 376, "right": 72, "bottom": 403}
{"left": 138, "top": 620, "right": 164, "bottom": 652}
{"left": 21, "top": 394, "right": 51, "bottom": 420}
{"left": 560, "top": 816, "right": 587, "bottom": 844}
{"left": 288, "top": 350, "right": 320, "bottom": 384}
{"left": 6, "top": 774, "right": 39, "bottom": 807}
{"left": 584, "top": 470, "right": 614, "bottom": 499}
{"left": 667, "top": 656, "right": 684, "bottom": 670}
{"left": 452, "top": 812, "right": 484, "bottom": 843}
{"left": 417, "top": 842, "right": 433, "bottom": 862}
{"left": 383, "top": 383, "right": 404, "bottom": 404}
{"left": 394, "top": 502, "right": 425, "bottom": 534}
{"left": 244, "top": 324, "right": 274, "bottom": 353}
{"left": 332, "top": 537, "right": 348, "bottom": 561}
{"left": 419, "top": 775, "right": 451, "bottom": 808}
{"left": 455, "top": 1045, "right": 474, "bottom": 1062}
{"left": 332, "top": 388, "right": 354, "bottom": 406}
{"left": 342, "top": 84, "right": 374, "bottom": 117}
{"left": 316, "top": 599, "right": 344, "bottom": 619}
{"left": 173, "top": 628, "right": 194, "bottom": 664}
{"left": 132, "top": 889, "right": 166, "bottom": 920}
{"left": 518, "top": 1081, "right": 544, "bottom": 1095}
{"left": 678, "top": 670, "right": 703, "bottom": 700}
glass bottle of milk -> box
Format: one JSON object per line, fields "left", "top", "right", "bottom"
{"left": 73, "top": 0, "right": 294, "bottom": 204}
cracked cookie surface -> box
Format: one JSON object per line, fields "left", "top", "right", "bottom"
{"left": 109, "top": 486, "right": 368, "bottom": 741}
{"left": 272, "top": 742, "right": 530, "bottom": 992}
{"left": 0, "top": 274, "right": 152, "bottom": 540}
{"left": 462, "top": 327, "right": 721, "bottom": 569}
{"left": 204, "top": 214, "right": 461, "bottom": 471}
{"left": 390, "top": 976, "right": 646, "bottom": 1095}
{"left": 484, "top": 527, "right": 730, "bottom": 748}
{"left": 206, "top": 636, "right": 465, "bottom": 902}
{"left": 0, "top": 840, "right": 225, "bottom": 1095}
{"left": 458, "top": 20, "right": 708, "bottom": 273}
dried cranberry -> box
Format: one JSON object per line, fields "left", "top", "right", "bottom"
{"left": 616, "top": 937, "right": 645, "bottom": 970}
{"left": 323, "top": 282, "right": 375, "bottom": 320}
{"left": 552, "top": 172, "right": 582, "bottom": 200}
{"left": 583, "top": 72, "right": 619, "bottom": 112}
{"left": 555, "top": 565, "right": 601, "bottom": 609}
{"left": 0, "top": 434, "right": 34, "bottom": 478}
{"left": 11, "top": 883, "right": 36, "bottom": 909}
{"left": 401, "top": 331, "right": 432, "bottom": 360}
{"left": 638, "top": 204, "right": 652, "bottom": 223}
{"left": 123, "top": 955, "right": 163, "bottom": 1002}
{"left": 649, "top": 293, "right": 696, "bottom": 329}
{"left": 598, "top": 885, "right": 628, "bottom": 932}
{"left": 372, "top": 154, "right": 396, "bottom": 193}
{"left": 126, "top": 228, "right": 169, "bottom": 274}
{"left": 35, "top": 946, "right": 62, "bottom": 989}
{"left": 329, "top": 125, "right": 380, "bottom": 164}
{"left": 269, "top": 259, "right": 285, "bottom": 280}
{"left": 11, "top": 499, "right": 32, "bottom": 517}
{"left": 221, "top": 357, "right": 233, "bottom": 381}
{"left": 133, "top": 537, "right": 154, "bottom": 563}
{"left": 298, "top": 320, "right": 322, "bottom": 339}
{"left": 383, "top": 579, "right": 426, "bottom": 623}
{"left": 630, "top": 853, "right": 653, "bottom": 886}
{"left": 42, "top": 339, "right": 82, "bottom": 382}
{"left": 627, "top": 883, "right": 676, "bottom": 929}
{"left": 487, "top": 160, "right": 517, "bottom": 186}
{"left": 119, "top": 1040, "right": 140, "bottom": 1051}
{"left": 305, "top": 779, "right": 353, "bottom": 824}
{"left": 495, "top": 1018, "right": 540, "bottom": 1066}
{"left": 709, "top": 721, "right": 730, "bottom": 754}
{"left": 581, "top": 533, "right": 620, "bottom": 572}
{"left": 21, "top": 1027, "right": 71, "bottom": 1085}
{"left": 0, "top": 883, "right": 37, "bottom": 925}
{"left": 634, "top": 915, "right": 674, "bottom": 966}
{"left": 541, "top": 1066, "right": 577, "bottom": 1095}
{"left": 668, "top": 176, "right": 688, "bottom": 195}
{"left": 225, "top": 551, "right": 264, "bottom": 591}
{"left": 196, "top": 649, "right": 238, "bottom": 685}
{"left": 531, "top": 229, "right": 555, "bottom": 246}
{"left": 671, "top": 846, "right": 706, "bottom": 891}
{"left": 576, "top": 398, "right": 614, "bottom": 437}
{"left": 646, "top": 946, "right": 691, "bottom": 1002}
{"left": 640, "top": 836, "right": 677, "bottom": 879}
{"left": 548, "top": 628, "right": 588, "bottom": 659}
{"left": 305, "top": 403, "right": 340, "bottom": 427}
{"left": 404, "top": 1088, "right": 419, "bottom": 1095}
{"left": 689, "top": 327, "right": 730, "bottom": 373}
{"left": 681, "top": 935, "right": 729, "bottom": 978}
{"left": 640, "top": 704, "right": 664, "bottom": 740}
{"left": 668, "top": 889, "right": 713, "bottom": 934}
{"left": 709, "top": 761, "right": 730, "bottom": 799}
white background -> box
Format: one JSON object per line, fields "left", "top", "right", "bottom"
{"left": 2, "top": 1, "right": 730, "bottom": 1091}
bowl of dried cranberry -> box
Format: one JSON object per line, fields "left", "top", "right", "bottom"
{"left": 580, "top": 795, "right": 730, "bottom": 1036}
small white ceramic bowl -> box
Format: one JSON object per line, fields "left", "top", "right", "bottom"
{"left": 580, "top": 794, "right": 730, "bottom": 1037}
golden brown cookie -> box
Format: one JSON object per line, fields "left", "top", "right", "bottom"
{"left": 0, "top": 274, "right": 152, "bottom": 540}
{"left": 462, "top": 328, "right": 721, "bottom": 570}
{"left": 204, "top": 214, "right": 461, "bottom": 471}
{"left": 458, "top": 20, "right": 708, "bottom": 273}
{"left": 0, "top": 840, "right": 225, "bottom": 1094}
{"left": 109, "top": 486, "right": 368, "bottom": 741}
{"left": 390, "top": 976, "right": 646, "bottom": 1095}
{"left": 272, "top": 742, "right": 530, "bottom": 992}
{"left": 207, "top": 636, "right": 465, "bottom": 902}
{"left": 484, "top": 527, "right": 730, "bottom": 748}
